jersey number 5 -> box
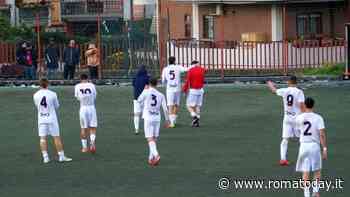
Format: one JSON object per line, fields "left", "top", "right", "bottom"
{"left": 287, "top": 95, "right": 294, "bottom": 106}
{"left": 40, "top": 96, "right": 47, "bottom": 108}
{"left": 303, "top": 121, "right": 312, "bottom": 136}
{"left": 169, "top": 70, "right": 175, "bottom": 80}
{"left": 151, "top": 94, "right": 157, "bottom": 106}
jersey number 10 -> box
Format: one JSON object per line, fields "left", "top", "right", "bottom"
{"left": 80, "top": 88, "right": 92, "bottom": 94}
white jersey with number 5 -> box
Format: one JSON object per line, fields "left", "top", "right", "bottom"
{"left": 296, "top": 112, "right": 325, "bottom": 144}
{"left": 33, "top": 89, "right": 59, "bottom": 124}
{"left": 276, "top": 87, "right": 305, "bottom": 121}
{"left": 161, "top": 64, "right": 187, "bottom": 92}
{"left": 74, "top": 82, "right": 97, "bottom": 107}
{"left": 137, "top": 87, "right": 168, "bottom": 122}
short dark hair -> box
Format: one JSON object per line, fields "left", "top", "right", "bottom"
{"left": 305, "top": 97, "right": 315, "bottom": 109}
{"left": 80, "top": 74, "right": 88, "bottom": 80}
{"left": 289, "top": 75, "right": 297, "bottom": 84}
{"left": 40, "top": 78, "right": 49, "bottom": 88}
{"left": 169, "top": 56, "right": 176, "bottom": 64}
{"left": 191, "top": 60, "right": 199, "bottom": 65}
{"left": 149, "top": 77, "right": 158, "bottom": 87}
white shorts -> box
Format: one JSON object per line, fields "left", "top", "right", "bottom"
{"left": 80, "top": 106, "right": 98, "bottom": 129}
{"left": 282, "top": 119, "right": 299, "bottom": 138}
{"left": 296, "top": 143, "right": 322, "bottom": 172}
{"left": 144, "top": 120, "right": 160, "bottom": 138}
{"left": 38, "top": 122, "right": 60, "bottom": 137}
{"left": 134, "top": 100, "right": 143, "bottom": 114}
{"left": 167, "top": 91, "right": 181, "bottom": 106}
{"left": 186, "top": 92, "right": 204, "bottom": 107}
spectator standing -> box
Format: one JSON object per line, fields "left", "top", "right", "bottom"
{"left": 45, "top": 38, "right": 60, "bottom": 79}
{"left": 85, "top": 43, "right": 100, "bottom": 79}
{"left": 63, "top": 40, "right": 80, "bottom": 80}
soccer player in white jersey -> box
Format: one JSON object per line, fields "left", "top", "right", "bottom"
{"left": 161, "top": 57, "right": 187, "bottom": 128}
{"left": 137, "top": 78, "right": 170, "bottom": 166}
{"left": 267, "top": 76, "right": 305, "bottom": 166}
{"left": 295, "top": 97, "right": 327, "bottom": 197}
{"left": 75, "top": 74, "right": 98, "bottom": 153}
{"left": 33, "top": 78, "right": 72, "bottom": 163}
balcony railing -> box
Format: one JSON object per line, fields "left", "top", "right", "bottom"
{"left": 61, "top": 0, "right": 123, "bottom": 18}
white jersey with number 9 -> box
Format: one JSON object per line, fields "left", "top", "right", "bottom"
{"left": 276, "top": 87, "right": 305, "bottom": 122}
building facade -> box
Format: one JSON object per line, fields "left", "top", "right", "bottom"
{"left": 165, "top": 0, "right": 349, "bottom": 41}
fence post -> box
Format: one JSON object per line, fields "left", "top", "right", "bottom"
{"left": 345, "top": 23, "right": 350, "bottom": 79}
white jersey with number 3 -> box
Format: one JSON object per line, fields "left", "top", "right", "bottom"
{"left": 296, "top": 112, "right": 325, "bottom": 144}
{"left": 137, "top": 87, "right": 168, "bottom": 122}
{"left": 161, "top": 64, "right": 187, "bottom": 92}
{"left": 33, "top": 89, "right": 59, "bottom": 124}
{"left": 276, "top": 87, "right": 305, "bottom": 121}
{"left": 74, "top": 82, "right": 97, "bottom": 107}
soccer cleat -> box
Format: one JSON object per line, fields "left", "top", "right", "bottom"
{"left": 89, "top": 144, "right": 96, "bottom": 154}
{"left": 192, "top": 117, "right": 200, "bottom": 127}
{"left": 135, "top": 129, "right": 139, "bottom": 135}
{"left": 59, "top": 156, "right": 72, "bottom": 162}
{"left": 43, "top": 157, "right": 50, "bottom": 164}
{"left": 169, "top": 124, "right": 175, "bottom": 128}
{"left": 81, "top": 147, "right": 89, "bottom": 153}
{"left": 279, "top": 160, "right": 289, "bottom": 166}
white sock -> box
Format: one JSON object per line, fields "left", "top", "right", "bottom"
{"left": 190, "top": 111, "right": 197, "bottom": 118}
{"left": 312, "top": 180, "right": 320, "bottom": 194}
{"left": 196, "top": 107, "right": 201, "bottom": 118}
{"left": 42, "top": 151, "right": 49, "bottom": 159}
{"left": 81, "top": 139, "right": 88, "bottom": 149}
{"left": 174, "top": 115, "right": 178, "bottom": 124}
{"left": 58, "top": 151, "right": 65, "bottom": 158}
{"left": 90, "top": 134, "right": 96, "bottom": 145}
{"left": 148, "top": 141, "right": 159, "bottom": 157}
{"left": 169, "top": 114, "right": 175, "bottom": 125}
{"left": 134, "top": 115, "right": 140, "bottom": 131}
{"left": 280, "top": 139, "right": 288, "bottom": 160}
{"left": 304, "top": 186, "right": 310, "bottom": 197}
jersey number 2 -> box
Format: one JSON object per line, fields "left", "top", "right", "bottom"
{"left": 303, "top": 121, "right": 312, "bottom": 136}
{"left": 151, "top": 94, "right": 157, "bottom": 106}
{"left": 40, "top": 96, "right": 47, "bottom": 108}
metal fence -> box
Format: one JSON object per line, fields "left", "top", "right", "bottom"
{"left": 168, "top": 39, "right": 346, "bottom": 77}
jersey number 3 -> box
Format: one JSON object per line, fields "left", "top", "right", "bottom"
{"left": 40, "top": 96, "right": 47, "bottom": 108}
{"left": 151, "top": 94, "right": 157, "bottom": 106}
{"left": 303, "top": 121, "right": 312, "bottom": 136}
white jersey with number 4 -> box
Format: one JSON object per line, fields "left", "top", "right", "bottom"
{"left": 296, "top": 112, "right": 325, "bottom": 144}
{"left": 276, "top": 87, "right": 305, "bottom": 121}
{"left": 161, "top": 64, "right": 187, "bottom": 92}
{"left": 33, "top": 89, "right": 59, "bottom": 124}
{"left": 74, "top": 82, "right": 97, "bottom": 107}
{"left": 137, "top": 87, "right": 169, "bottom": 122}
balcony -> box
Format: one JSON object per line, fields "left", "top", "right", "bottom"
{"left": 0, "top": 0, "right": 10, "bottom": 9}
{"left": 61, "top": 0, "right": 123, "bottom": 21}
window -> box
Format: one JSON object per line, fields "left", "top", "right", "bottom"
{"left": 297, "top": 13, "right": 322, "bottom": 38}
{"left": 184, "top": 14, "right": 192, "bottom": 38}
{"left": 203, "top": 15, "right": 214, "bottom": 40}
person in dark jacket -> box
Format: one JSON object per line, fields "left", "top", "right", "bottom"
{"left": 132, "top": 65, "right": 150, "bottom": 135}
{"left": 63, "top": 40, "right": 80, "bottom": 80}
{"left": 17, "top": 42, "right": 37, "bottom": 80}
{"left": 45, "top": 38, "right": 60, "bottom": 79}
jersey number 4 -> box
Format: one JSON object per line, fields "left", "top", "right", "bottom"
{"left": 303, "top": 121, "right": 312, "bottom": 136}
{"left": 40, "top": 96, "right": 47, "bottom": 108}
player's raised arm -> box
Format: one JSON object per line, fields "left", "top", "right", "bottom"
{"left": 54, "top": 93, "right": 60, "bottom": 109}
{"left": 161, "top": 95, "right": 170, "bottom": 127}
{"left": 320, "top": 128, "right": 327, "bottom": 160}
{"left": 137, "top": 90, "right": 146, "bottom": 103}
{"left": 298, "top": 91, "right": 306, "bottom": 112}
{"left": 267, "top": 80, "right": 277, "bottom": 93}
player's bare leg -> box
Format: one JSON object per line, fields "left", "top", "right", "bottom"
{"left": 147, "top": 137, "right": 160, "bottom": 166}
{"left": 312, "top": 171, "right": 321, "bottom": 197}
{"left": 80, "top": 128, "right": 88, "bottom": 153}
{"left": 169, "top": 105, "right": 176, "bottom": 128}
{"left": 39, "top": 137, "right": 50, "bottom": 163}
{"left": 53, "top": 136, "right": 72, "bottom": 162}
{"left": 89, "top": 127, "right": 97, "bottom": 153}
{"left": 187, "top": 106, "right": 199, "bottom": 127}
{"left": 280, "top": 138, "right": 289, "bottom": 166}
{"left": 302, "top": 172, "right": 311, "bottom": 197}
{"left": 134, "top": 112, "right": 141, "bottom": 134}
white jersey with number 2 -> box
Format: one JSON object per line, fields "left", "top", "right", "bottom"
{"left": 276, "top": 87, "right": 305, "bottom": 121}
{"left": 161, "top": 64, "right": 187, "bottom": 92}
{"left": 137, "top": 87, "right": 168, "bottom": 122}
{"left": 296, "top": 112, "right": 325, "bottom": 144}
{"left": 33, "top": 89, "right": 59, "bottom": 124}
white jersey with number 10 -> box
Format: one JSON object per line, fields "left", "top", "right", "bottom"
{"left": 74, "top": 82, "right": 97, "bottom": 107}
{"left": 33, "top": 89, "right": 59, "bottom": 124}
